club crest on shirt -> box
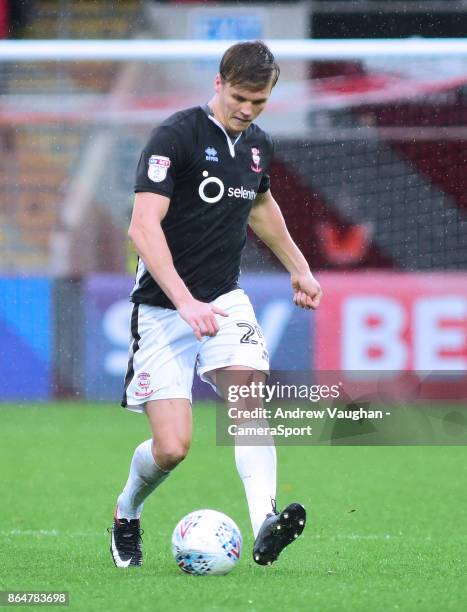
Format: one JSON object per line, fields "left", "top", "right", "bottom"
{"left": 148, "top": 155, "right": 171, "bottom": 182}
{"left": 251, "top": 147, "right": 262, "bottom": 173}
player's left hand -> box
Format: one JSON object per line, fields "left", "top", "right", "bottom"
{"left": 291, "top": 271, "right": 323, "bottom": 310}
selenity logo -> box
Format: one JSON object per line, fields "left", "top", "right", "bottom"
{"left": 205, "top": 147, "right": 219, "bottom": 162}
{"left": 227, "top": 186, "right": 256, "bottom": 200}
{"left": 198, "top": 171, "right": 256, "bottom": 204}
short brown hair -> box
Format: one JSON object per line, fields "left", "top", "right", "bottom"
{"left": 219, "top": 41, "right": 280, "bottom": 91}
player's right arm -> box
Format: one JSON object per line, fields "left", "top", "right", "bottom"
{"left": 128, "top": 192, "right": 227, "bottom": 340}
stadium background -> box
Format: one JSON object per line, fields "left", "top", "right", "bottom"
{"left": 1, "top": 1, "right": 466, "bottom": 611}
{"left": 1, "top": 1, "right": 466, "bottom": 401}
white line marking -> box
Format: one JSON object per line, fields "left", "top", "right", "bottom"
{"left": 1, "top": 529, "right": 104, "bottom": 538}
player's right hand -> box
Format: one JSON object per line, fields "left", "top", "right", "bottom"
{"left": 177, "top": 299, "right": 229, "bottom": 341}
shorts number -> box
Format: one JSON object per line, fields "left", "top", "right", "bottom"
{"left": 236, "top": 322, "right": 263, "bottom": 345}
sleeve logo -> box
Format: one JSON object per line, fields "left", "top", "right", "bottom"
{"left": 148, "top": 155, "right": 171, "bottom": 182}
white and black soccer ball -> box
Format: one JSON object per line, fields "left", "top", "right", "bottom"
{"left": 171, "top": 509, "right": 242, "bottom": 576}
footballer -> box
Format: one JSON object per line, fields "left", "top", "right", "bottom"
{"left": 109, "top": 40, "right": 322, "bottom": 568}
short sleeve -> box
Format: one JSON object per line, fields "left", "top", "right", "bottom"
{"left": 134, "top": 126, "right": 183, "bottom": 198}
{"left": 258, "top": 173, "right": 270, "bottom": 193}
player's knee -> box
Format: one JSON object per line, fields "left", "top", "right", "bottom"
{"left": 155, "top": 441, "right": 190, "bottom": 470}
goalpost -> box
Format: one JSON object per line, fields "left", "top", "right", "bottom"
{"left": 2, "top": 38, "right": 467, "bottom": 59}
{"left": 0, "top": 38, "right": 466, "bottom": 274}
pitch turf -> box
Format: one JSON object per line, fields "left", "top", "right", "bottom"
{"left": 1, "top": 402, "right": 466, "bottom": 611}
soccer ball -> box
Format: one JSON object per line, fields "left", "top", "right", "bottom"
{"left": 171, "top": 509, "right": 242, "bottom": 576}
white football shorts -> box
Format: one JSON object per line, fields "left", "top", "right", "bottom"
{"left": 121, "top": 288, "right": 270, "bottom": 412}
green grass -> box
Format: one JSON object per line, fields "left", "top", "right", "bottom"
{"left": 1, "top": 402, "right": 466, "bottom": 611}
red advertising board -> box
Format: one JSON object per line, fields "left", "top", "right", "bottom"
{"left": 314, "top": 272, "right": 467, "bottom": 399}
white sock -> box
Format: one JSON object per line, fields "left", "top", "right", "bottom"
{"left": 235, "top": 438, "right": 277, "bottom": 538}
{"left": 116, "top": 439, "right": 170, "bottom": 520}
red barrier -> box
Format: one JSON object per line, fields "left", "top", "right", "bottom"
{"left": 314, "top": 272, "right": 467, "bottom": 400}
{"left": 0, "top": 0, "right": 8, "bottom": 39}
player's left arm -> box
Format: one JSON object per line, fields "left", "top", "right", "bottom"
{"left": 248, "top": 189, "right": 323, "bottom": 310}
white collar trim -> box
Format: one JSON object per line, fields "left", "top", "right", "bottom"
{"left": 208, "top": 114, "right": 242, "bottom": 158}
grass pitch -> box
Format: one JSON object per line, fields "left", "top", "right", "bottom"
{"left": 1, "top": 402, "right": 466, "bottom": 611}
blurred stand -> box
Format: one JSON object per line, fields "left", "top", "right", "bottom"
{"left": 7, "top": 0, "right": 36, "bottom": 38}
{"left": 0, "top": 1, "right": 466, "bottom": 401}
{"left": 0, "top": 0, "right": 466, "bottom": 278}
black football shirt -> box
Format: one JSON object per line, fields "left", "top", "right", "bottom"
{"left": 131, "top": 105, "right": 274, "bottom": 308}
